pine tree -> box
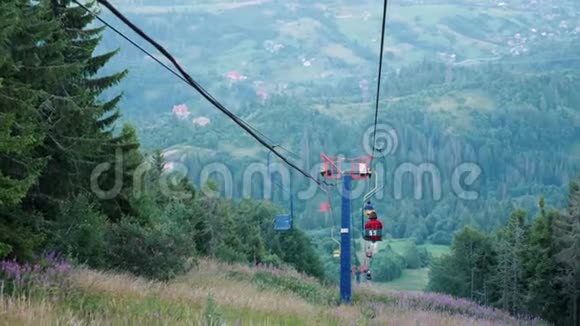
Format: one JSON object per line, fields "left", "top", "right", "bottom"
{"left": 1, "top": 0, "right": 133, "bottom": 259}
{"left": 522, "top": 199, "right": 563, "bottom": 322}
{"left": 99, "top": 124, "right": 144, "bottom": 220}
{"left": 18, "top": 0, "right": 90, "bottom": 208}
{"left": 0, "top": 1, "right": 48, "bottom": 207}
{"left": 427, "top": 226, "right": 496, "bottom": 304}
{"left": 0, "top": 0, "right": 72, "bottom": 259}
{"left": 23, "top": 0, "right": 128, "bottom": 214}
{"left": 493, "top": 209, "right": 527, "bottom": 314}
{"left": 453, "top": 226, "right": 496, "bottom": 303}
{"left": 554, "top": 180, "right": 580, "bottom": 325}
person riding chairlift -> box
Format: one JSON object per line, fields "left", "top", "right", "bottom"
{"left": 363, "top": 201, "right": 374, "bottom": 216}
{"left": 365, "top": 244, "right": 373, "bottom": 258}
{"left": 360, "top": 263, "right": 368, "bottom": 274}
{"left": 364, "top": 211, "right": 383, "bottom": 242}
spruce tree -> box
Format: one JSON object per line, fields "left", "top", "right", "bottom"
{"left": 554, "top": 180, "right": 580, "bottom": 325}
{"left": 493, "top": 209, "right": 527, "bottom": 314}
{"left": 0, "top": 1, "right": 47, "bottom": 207}
{"left": 0, "top": 0, "right": 70, "bottom": 259}
{"left": 523, "top": 200, "right": 564, "bottom": 322}
{"left": 98, "top": 124, "right": 144, "bottom": 220}
{"left": 452, "top": 226, "right": 496, "bottom": 303}
{"left": 24, "top": 0, "right": 129, "bottom": 215}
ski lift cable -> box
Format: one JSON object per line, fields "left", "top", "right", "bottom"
{"left": 71, "top": 1, "right": 285, "bottom": 159}
{"left": 75, "top": 0, "right": 324, "bottom": 186}
{"left": 71, "top": 0, "right": 289, "bottom": 158}
{"left": 370, "top": 0, "right": 390, "bottom": 165}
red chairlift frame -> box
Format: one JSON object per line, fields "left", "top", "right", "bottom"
{"left": 320, "top": 153, "right": 373, "bottom": 180}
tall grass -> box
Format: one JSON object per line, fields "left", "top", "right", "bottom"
{"left": 1, "top": 258, "right": 546, "bottom": 325}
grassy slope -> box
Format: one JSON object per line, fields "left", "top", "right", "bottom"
{"left": 1, "top": 259, "right": 538, "bottom": 325}
{"left": 377, "top": 238, "right": 451, "bottom": 291}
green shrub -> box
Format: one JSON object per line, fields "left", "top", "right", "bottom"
{"left": 104, "top": 216, "right": 195, "bottom": 281}
{"left": 0, "top": 209, "right": 45, "bottom": 261}
{"left": 261, "top": 253, "right": 284, "bottom": 267}
{"left": 402, "top": 242, "right": 422, "bottom": 269}
{"left": 46, "top": 195, "right": 107, "bottom": 267}
{"left": 215, "top": 244, "right": 245, "bottom": 263}
{"left": 429, "top": 231, "right": 453, "bottom": 245}
{"left": 271, "top": 230, "right": 325, "bottom": 279}
{"left": 0, "top": 242, "right": 12, "bottom": 258}
{"left": 418, "top": 247, "right": 432, "bottom": 267}
{"left": 371, "top": 248, "right": 406, "bottom": 282}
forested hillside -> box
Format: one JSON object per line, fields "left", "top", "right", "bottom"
{"left": 0, "top": 0, "right": 322, "bottom": 281}
{"left": 428, "top": 182, "right": 580, "bottom": 325}
{"left": 95, "top": 0, "right": 580, "bottom": 244}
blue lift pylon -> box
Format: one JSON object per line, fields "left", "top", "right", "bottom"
{"left": 320, "top": 153, "right": 372, "bottom": 304}
{"left": 340, "top": 175, "right": 352, "bottom": 303}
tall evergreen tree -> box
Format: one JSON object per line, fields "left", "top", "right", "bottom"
{"left": 493, "top": 209, "right": 527, "bottom": 314}
{"left": 554, "top": 180, "right": 580, "bottom": 325}
{"left": 98, "top": 124, "right": 144, "bottom": 221}
{"left": 23, "top": 0, "right": 127, "bottom": 214}
{"left": 0, "top": 0, "right": 73, "bottom": 259}
{"left": 1, "top": 0, "right": 132, "bottom": 258}
{"left": 522, "top": 198, "right": 564, "bottom": 322}
{"left": 427, "top": 226, "right": 496, "bottom": 304}
{"left": 0, "top": 1, "right": 48, "bottom": 208}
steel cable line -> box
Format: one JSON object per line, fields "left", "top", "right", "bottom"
{"left": 75, "top": 0, "right": 323, "bottom": 186}
{"left": 370, "top": 0, "right": 389, "bottom": 164}
{"left": 349, "top": 0, "right": 390, "bottom": 272}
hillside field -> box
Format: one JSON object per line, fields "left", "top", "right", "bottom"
{"left": 363, "top": 238, "right": 450, "bottom": 291}
{"left": 1, "top": 259, "right": 542, "bottom": 325}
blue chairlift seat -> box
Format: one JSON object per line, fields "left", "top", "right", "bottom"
{"left": 268, "top": 151, "right": 294, "bottom": 232}
{"left": 274, "top": 214, "right": 292, "bottom": 231}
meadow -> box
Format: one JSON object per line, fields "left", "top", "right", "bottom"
{"left": 375, "top": 238, "right": 451, "bottom": 291}
{"left": 1, "top": 257, "right": 542, "bottom": 325}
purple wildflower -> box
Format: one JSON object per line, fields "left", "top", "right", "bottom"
{"left": 0, "top": 251, "right": 72, "bottom": 292}
{"left": 376, "top": 290, "right": 544, "bottom": 324}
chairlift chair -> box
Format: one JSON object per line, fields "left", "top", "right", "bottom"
{"left": 268, "top": 150, "right": 294, "bottom": 232}
{"left": 274, "top": 214, "right": 292, "bottom": 231}
{"left": 363, "top": 213, "right": 383, "bottom": 242}
{"left": 361, "top": 175, "right": 385, "bottom": 242}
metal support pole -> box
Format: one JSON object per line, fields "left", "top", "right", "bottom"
{"left": 340, "top": 175, "right": 352, "bottom": 304}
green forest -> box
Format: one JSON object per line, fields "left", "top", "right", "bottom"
{"left": 1, "top": 0, "right": 580, "bottom": 325}
{"left": 428, "top": 188, "right": 580, "bottom": 325}
{"left": 0, "top": 0, "right": 323, "bottom": 279}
